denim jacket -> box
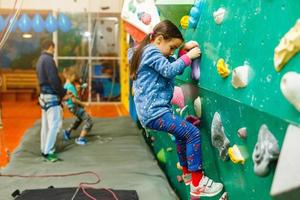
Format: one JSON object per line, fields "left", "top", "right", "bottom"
{"left": 128, "top": 44, "right": 190, "bottom": 127}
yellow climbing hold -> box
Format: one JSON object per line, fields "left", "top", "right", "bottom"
{"left": 228, "top": 144, "right": 245, "bottom": 164}
{"left": 176, "top": 162, "right": 183, "bottom": 170}
{"left": 157, "top": 149, "right": 167, "bottom": 164}
{"left": 274, "top": 19, "right": 300, "bottom": 72}
{"left": 217, "top": 58, "right": 231, "bottom": 78}
{"left": 180, "top": 15, "right": 189, "bottom": 29}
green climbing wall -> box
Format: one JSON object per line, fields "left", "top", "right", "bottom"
{"left": 142, "top": 0, "right": 300, "bottom": 200}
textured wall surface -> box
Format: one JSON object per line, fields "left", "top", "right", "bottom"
{"left": 145, "top": 1, "right": 300, "bottom": 199}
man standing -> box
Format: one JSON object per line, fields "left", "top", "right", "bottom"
{"left": 36, "top": 40, "right": 69, "bottom": 162}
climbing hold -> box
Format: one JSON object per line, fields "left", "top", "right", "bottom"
{"left": 188, "top": 17, "right": 198, "bottom": 29}
{"left": 151, "top": 136, "right": 155, "bottom": 141}
{"left": 274, "top": 19, "right": 300, "bottom": 72}
{"left": 180, "top": 105, "right": 189, "bottom": 118}
{"left": 228, "top": 144, "right": 245, "bottom": 164}
{"left": 213, "top": 7, "right": 226, "bottom": 25}
{"left": 137, "top": 12, "right": 151, "bottom": 25}
{"left": 180, "top": 15, "right": 189, "bottom": 29}
{"left": 166, "top": 147, "right": 173, "bottom": 152}
{"left": 175, "top": 108, "right": 181, "bottom": 115}
{"left": 194, "top": 96, "right": 202, "bottom": 118}
{"left": 219, "top": 192, "right": 228, "bottom": 200}
{"left": 211, "top": 112, "right": 230, "bottom": 161}
{"left": 176, "top": 175, "right": 183, "bottom": 183}
{"left": 231, "top": 65, "right": 250, "bottom": 88}
{"left": 191, "top": 55, "right": 201, "bottom": 81}
{"left": 280, "top": 71, "right": 300, "bottom": 112}
{"left": 157, "top": 149, "right": 167, "bottom": 164}
{"left": 217, "top": 58, "right": 230, "bottom": 78}
{"left": 252, "top": 124, "right": 280, "bottom": 176}
{"left": 171, "top": 86, "right": 185, "bottom": 109}
{"left": 168, "top": 133, "right": 176, "bottom": 141}
{"left": 186, "top": 115, "right": 201, "bottom": 127}
{"left": 237, "top": 127, "right": 247, "bottom": 139}
{"left": 179, "top": 44, "right": 201, "bottom": 80}
{"left": 176, "top": 162, "right": 183, "bottom": 170}
{"left": 190, "top": 196, "right": 201, "bottom": 200}
{"left": 190, "top": 6, "right": 200, "bottom": 18}
{"left": 188, "top": 0, "right": 204, "bottom": 29}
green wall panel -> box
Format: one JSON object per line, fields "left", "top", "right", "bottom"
{"left": 142, "top": 0, "right": 300, "bottom": 199}
{"left": 179, "top": 0, "right": 300, "bottom": 125}
{"left": 197, "top": 87, "right": 288, "bottom": 200}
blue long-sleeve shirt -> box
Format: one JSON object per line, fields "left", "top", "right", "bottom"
{"left": 128, "top": 44, "right": 189, "bottom": 126}
{"left": 36, "top": 52, "right": 66, "bottom": 99}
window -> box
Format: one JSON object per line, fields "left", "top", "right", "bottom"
{"left": 57, "top": 13, "right": 120, "bottom": 103}
{"left": 0, "top": 13, "right": 52, "bottom": 70}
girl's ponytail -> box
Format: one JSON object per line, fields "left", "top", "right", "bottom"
{"left": 130, "top": 34, "right": 151, "bottom": 80}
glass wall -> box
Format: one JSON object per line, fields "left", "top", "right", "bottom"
{"left": 91, "top": 59, "right": 120, "bottom": 102}
{"left": 0, "top": 13, "right": 52, "bottom": 70}
{"left": 57, "top": 14, "right": 120, "bottom": 103}
{"left": 0, "top": 12, "right": 120, "bottom": 103}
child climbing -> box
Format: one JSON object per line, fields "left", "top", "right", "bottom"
{"left": 128, "top": 20, "right": 223, "bottom": 198}
{"left": 63, "top": 67, "right": 93, "bottom": 145}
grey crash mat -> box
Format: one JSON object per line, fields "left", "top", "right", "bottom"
{"left": 0, "top": 117, "right": 178, "bottom": 200}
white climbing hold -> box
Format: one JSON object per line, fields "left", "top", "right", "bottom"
{"left": 237, "top": 127, "right": 247, "bottom": 139}
{"left": 194, "top": 96, "right": 202, "bottom": 118}
{"left": 280, "top": 71, "right": 300, "bottom": 112}
{"left": 213, "top": 7, "right": 226, "bottom": 25}
{"left": 175, "top": 108, "right": 181, "bottom": 115}
{"left": 231, "top": 65, "right": 250, "bottom": 88}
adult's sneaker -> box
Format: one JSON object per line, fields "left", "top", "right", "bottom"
{"left": 45, "top": 153, "right": 58, "bottom": 162}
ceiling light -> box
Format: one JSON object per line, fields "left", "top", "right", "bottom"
{"left": 22, "top": 33, "right": 32, "bottom": 39}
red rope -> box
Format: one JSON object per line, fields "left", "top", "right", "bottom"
{"left": 0, "top": 171, "right": 119, "bottom": 200}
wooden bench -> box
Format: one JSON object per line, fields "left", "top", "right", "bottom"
{"left": 1, "top": 70, "right": 39, "bottom": 102}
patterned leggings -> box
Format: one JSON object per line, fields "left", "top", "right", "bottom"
{"left": 67, "top": 106, "right": 93, "bottom": 133}
{"left": 147, "top": 112, "right": 202, "bottom": 171}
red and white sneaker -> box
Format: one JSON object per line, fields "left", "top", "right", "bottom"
{"left": 182, "top": 173, "right": 192, "bottom": 185}
{"left": 190, "top": 175, "right": 223, "bottom": 197}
